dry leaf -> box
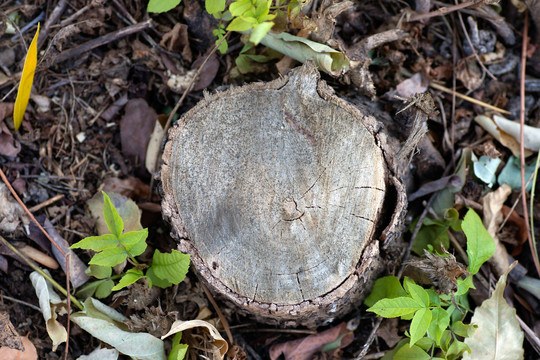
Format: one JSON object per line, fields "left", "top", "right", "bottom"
{"left": 269, "top": 322, "right": 355, "bottom": 360}
{"left": 0, "top": 312, "right": 23, "bottom": 350}
{"left": 0, "top": 183, "right": 28, "bottom": 233}
{"left": 120, "top": 99, "right": 157, "bottom": 172}
{"left": 0, "top": 121, "right": 21, "bottom": 159}
{"left": 481, "top": 184, "right": 512, "bottom": 277}
{"left": 493, "top": 115, "right": 540, "bottom": 152}
{"left": 13, "top": 23, "right": 39, "bottom": 131}
{"left": 0, "top": 336, "right": 37, "bottom": 360}
{"left": 394, "top": 73, "right": 428, "bottom": 98}
{"left": 161, "top": 319, "right": 228, "bottom": 358}
{"left": 160, "top": 23, "right": 192, "bottom": 62}
{"left": 474, "top": 115, "right": 533, "bottom": 158}
{"left": 463, "top": 262, "right": 524, "bottom": 360}
{"left": 145, "top": 120, "right": 165, "bottom": 174}
{"left": 29, "top": 271, "right": 67, "bottom": 351}
{"left": 456, "top": 58, "right": 482, "bottom": 91}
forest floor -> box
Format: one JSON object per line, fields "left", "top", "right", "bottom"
{"left": 0, "top": 0, "right": 539, "bottom": 359}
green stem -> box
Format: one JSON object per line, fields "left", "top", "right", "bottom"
{"left": 0, "top": 236, "right": 84, "bottom": 310}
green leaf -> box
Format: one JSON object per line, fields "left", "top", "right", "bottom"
{"left": 428, "top": 307, "right": 450, "bottom": 346}
{"left": 447, "top": 339, "right": 471, "bottom": 360}
{"left": 364, "top": 276, "right": 407, "bottom": 307}
{"left": 367, "top": 297, "right": 424, "bottom": 318}
{"left": 412, "top": 220, "right": 450, "bottom": 256}
{"left": 86, "top": 264, "right": 112, "bottom": 279}
{"left": 403, "top": 278, "right": 430, "bottom": 307}
{"left": 71, "top": 234, "right": 118, "bottom": 251}
{"left": 229, "top": 0, "right": 252, "bottom": 16}
{"left": 146, "top": 266, "right": 173, "bottom": 289}
{"left": 451, "top": 321, "right": 471, "bottom": 338}
{"left": 89, "top": 247, "right": 128, "bottom": 267}
{"left": 147, "top": 0, "right": 181, "bottom": 13}
{"left": 102, "top": 192, "right": 124, "bottom": 237}
{"left": 205, "top": 0, "right": 226, "bottom": 15}
{"left": 415, "top": 337, "right": 434, "bottom": 351}
{"left": 150, "top": 250, "right": 190, "bottom": 285}
{"left": 462, "top": 209, "right": 495, "bottom": 275}
{"left": 249, "top": 21, "right": 273, "bottom": 45}
{"left": 13, "top": 23, "right": 39, "bottom": 131}
{"left": 111, "top": 269, "right": 144, "bottom": 291}
{"left": 426, "top": 288, "right": 441, "bottom": 306}
{"left": 227, "top": 16, "right": 257, "bottom": 31}
{"left": 95, "top": 279, "right": 115, "bottom": 298}
{"left": 455, "top": 275, "right": 475, "bottom": 296}
{"left": 410, "top": 308, "right": 432, "bottom": 347}
{"left": 169, "top": 332, "right": 188, "bottom": 360}
{"left": 394, "top": 343, "right": 431, "bottom": 360}
{"left": 119, "top": 229, "right": 148, "bottom": 257}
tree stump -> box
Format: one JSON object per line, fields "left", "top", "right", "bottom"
{"left": 161, "top": 63, "right": 406, "bottom": 327}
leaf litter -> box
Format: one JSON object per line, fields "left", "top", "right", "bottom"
{"left": 0, "top": 0, "right": 539, "bottom": 359}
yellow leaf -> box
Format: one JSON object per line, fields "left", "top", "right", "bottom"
{"left": 13, "top": 23, "right": 40, "bottom": 131}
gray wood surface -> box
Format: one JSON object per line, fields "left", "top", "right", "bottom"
{"left": 163, "top": 64, "right": 387, "bottom": 305}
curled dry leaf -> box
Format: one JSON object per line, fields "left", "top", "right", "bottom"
{"left": 159, "top": 23, "right": 192, "bottom": 62}
{"left": 161, "top": 319, "right": 228, "bottom": 358}
{"left": 310, "top": 0, "right": 354, "bottom": 43}
{"left": 481, "top": 184, "right": 512, "bottom": 277}
{"left": 456, "top": 58, "right": 482, "bottom": 91}
{"left": 269, "top": 321, "right": 356, "bottom": 360}
{"left": 475, "top": 115, "right": 536, "bottom": 157}
{"left": 29, "top": 271, "right": 67, "bottom": 351}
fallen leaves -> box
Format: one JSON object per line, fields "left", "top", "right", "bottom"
{"left": 269, "top": 321, "right": 356, "bottom": 360}
{"left": 161, "top": 319, "right": 228, "bottom": 359}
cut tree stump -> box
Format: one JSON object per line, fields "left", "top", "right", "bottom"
{"left": 161, "top": 63, "right": 406, "bottom": 327}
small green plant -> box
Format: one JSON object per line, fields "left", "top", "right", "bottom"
{"left": 71, "top": 192, "right": 190, "bottom": 298}
{"left": 364, "top": 209, "right": 495, "bottom": 359}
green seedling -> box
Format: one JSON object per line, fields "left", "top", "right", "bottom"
{"left": 72, "top": 191, "right": 190, "bottom": 298}
{"left": 365, "top": 209, "right": 495, "bottom": 359}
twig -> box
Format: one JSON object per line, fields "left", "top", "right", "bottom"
{"left": 201, "top": 283, "right": 234, "bottom": 345}
{"left": 37, "top": 0, "right": 67, "bottom": 51}
{"left": 147, "top": 32, "right": 230, "bottom": 198}
{"left": 0, "top": 236, "right": 83, "bottom": 310}
{"left": 28, "top": 194, "right": 64, "bottom": 213}
{"left": 52, "top": 19, "right": 153, "bottom": 64}
{"left": 455, "top": 3, "right": 496, "bottom": 80}
{"left": 407, "top": 0, "right": 485, "bottom": 22}
{"left": 429, "top": 81, "right": 510, "bottom": 114}
{"left": 520, "top": 11, "right": 540, "bottom": 276}
{"left": 0, "top": 294, "right": 41, "bottom": 312}
{"left": 0, "top": 167, "right": 66, "bottom": 257}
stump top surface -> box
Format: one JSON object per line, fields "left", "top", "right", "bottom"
{"left": 163, "top": 66, "right": 387, "bottom": 304}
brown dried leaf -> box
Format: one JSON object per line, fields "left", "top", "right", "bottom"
{"left": 161, "top": 319, "right": 228, "bottom": 358}
{"left": 160, "top": 23, "right": 192, "bottom": 62}
{"left": 269, "top": 322, "right": 354, "bottom": 360}
{"left": 501, "top": 205, "right": 528, "bottom": 256}
{"left": 102, "top": 176, "right": 153, "bottom": 200}
{"left": 377, "top": 318, "right": 402, "bottom": 348}
{"left": 0, "top": 183, "right": 28, "bottom": 233}
{"left": 311, "top": 0, "right": 354, "bottom": 43}
{"left": 0, "top": 103, "right": 14, "bottom": 122}
{"left": 456, "top": 58, "right": 483, "bottom": 91}
{"left": 120, "top": 99, "right": 157, "bottom": 172}
{"left": 0, "top": 121, "right": 20, "bottom": 159}
{"left": 192, "top": 54, "right": 219, "bottom": 91}
{"left": 395, "top": 73, "right": 429, "bottom": 98}
{"left": 0, "top": 312, "right": 23, "bottom": 350}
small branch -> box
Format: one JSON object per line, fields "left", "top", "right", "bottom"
{"left": 520, "top": 12, "right": 540, "bottom": 276}
{"left": 407, "top": 0, "right": 486, "bottom": 22}
{"left": 53, "top": 19, "right": 153, "bottom": 64}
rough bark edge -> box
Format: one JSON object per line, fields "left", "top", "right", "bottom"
{"left": 160, "top": 63, "right": 406, "bottom": 326}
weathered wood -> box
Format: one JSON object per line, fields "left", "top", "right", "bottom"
{"left": 161, "top": 63, "right": 406, "bottom": 326}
